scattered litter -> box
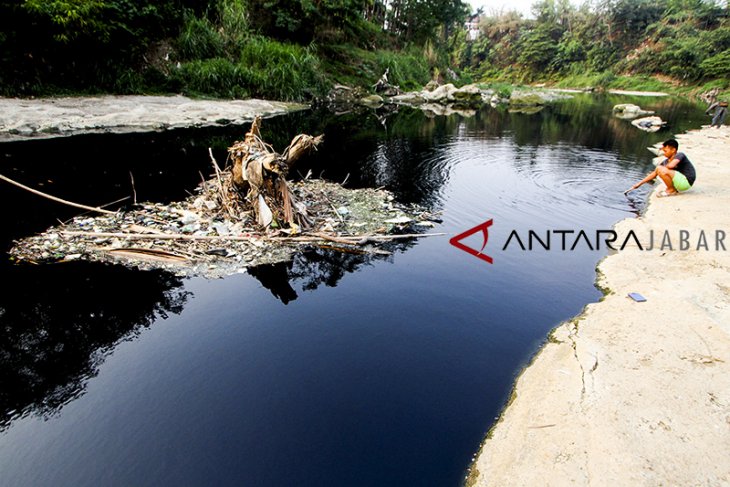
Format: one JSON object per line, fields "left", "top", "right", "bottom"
{"left": 628, "top": 292, "right": 647, "bottom": 302}
{"left": 384, "top": 216, "right": 412, "bottom": 224}
{"left": 8, "top": 118, "right": 443, "bottom": 278}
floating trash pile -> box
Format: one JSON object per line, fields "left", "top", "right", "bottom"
{"left": 8, "top": 178, "right": 440, "bottom": 279}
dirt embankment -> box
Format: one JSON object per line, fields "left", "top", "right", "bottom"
{"left": 470, "top": 126, "right": 730, "bottom": 486}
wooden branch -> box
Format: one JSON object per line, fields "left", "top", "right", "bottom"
{"left": 308, "top": 233, "right": 446, "bottom": 243}
{"left": 0, "top": 173, "right": 116, "bottom": 215}
{"left": 311, "top": 232, "right": 359, "bottom": 245}
{"left": 208, "top": 147, "right": 223, "bottom": 181}
{"left": 208, "top": 147, "right": 236, "bottom": 219}
{"left": 129, "top": 171, "right": 137, "bottom": 205}
{"left": 61, "top": 231, "right": 263, "bottom": 241}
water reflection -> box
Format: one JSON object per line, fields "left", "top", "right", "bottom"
{"left": 0, "top": 262, "right": 189, "bottom": 429}
{"left": 0, "top": 93, "right": 710, "bottom": 486}
{"left": 247, "top": 241, "right": 414, "bottom": 304}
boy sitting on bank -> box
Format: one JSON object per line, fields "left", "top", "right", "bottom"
{"left": 625, "top": 139, "right": 696, "bottom": 197}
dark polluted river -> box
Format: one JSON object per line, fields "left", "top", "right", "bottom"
{"left": 0, "top": 94, "right": 707, "bottom": 486}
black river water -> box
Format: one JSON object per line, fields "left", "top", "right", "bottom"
{"left": 0, "top": 94, "right": 708, "bottom": 486}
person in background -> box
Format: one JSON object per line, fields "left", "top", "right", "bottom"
{"left": 624, "top": 139, "right": 696, "bottom": 197}
{"left": 706, "top": 99, "right": 728, "bottom": 128}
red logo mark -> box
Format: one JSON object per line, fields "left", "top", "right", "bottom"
{"left": 449, "top": 219, "right": 494, "bottom": 264}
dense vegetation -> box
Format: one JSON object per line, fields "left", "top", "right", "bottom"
{"left": 0, "top": 0, "right": 727, "bottom": 100}
{"left": 0, "top": 0, "right": 467, "bottom": 99}
{"left": 453, "top": 0, "right": 729, "bottom": 95}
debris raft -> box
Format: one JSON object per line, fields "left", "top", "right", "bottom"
{"left": 9, "top": 121, "right": 441, "bottom": 278}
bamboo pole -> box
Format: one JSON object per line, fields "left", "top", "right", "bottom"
{"left": 0, "top": 173, "right": 116, "bottom": 215}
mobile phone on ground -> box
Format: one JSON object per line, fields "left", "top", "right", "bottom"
{"left": 628, "top": 292, "right": 646, "bottom": 302}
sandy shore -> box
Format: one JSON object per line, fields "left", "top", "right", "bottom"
{"left": 470, "top": 125, "right": 730, "bottom": 486}
{"left": 0, "top": 95, "right": 306, "bottom": 141}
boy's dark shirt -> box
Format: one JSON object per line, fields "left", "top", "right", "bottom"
{"left": 661, "top": 152, "right": 696, "bottom": 185}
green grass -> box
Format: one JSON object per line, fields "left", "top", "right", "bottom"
{"left": 553, "top": 71, "right": 620, "bottom": 90}
{"left": 177, "top": 13, "right": 225, "bottom": 61}
{"left": 237, "top": 37, "right": 329, "bottom": 100}
{"left": 551, "top": 70, "right": 729, "bottom": 100}
{"left": 318, "top": 42, "right": 432, "bottom": 92}
{"left": 372, "top": 49, "right": 430, "bottom": 90}
{"left": 177, "top": 58, "right": 249, "bottom": 98}
{"left": 607, "top": 75, "right": 675, "bottom": 92}
{"left": 176, "top": 36, "right": 329, "bottom": 101}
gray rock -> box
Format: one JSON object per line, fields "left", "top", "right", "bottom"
{"left": 424, "top": 80, "right": 440, "bottom": 92}
{"left": 422, "top": 83, "right": 458, "bottom": 102}
{"left": 509, "top": 90, "right": 572, "bottom": 106}
{"left": 358, "top": 95, "right": 384, "bottom": 107}
{"left": 391, "top": 93, "right": 426, "bottom": 105}
{"left": 631, "top": 116, "right": 666, "bottom": 132}
{"left": 612, "top": 103, "right": 654, "bottom": 119}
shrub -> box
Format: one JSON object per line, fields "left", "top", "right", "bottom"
{"left": 700, "top": 49, "right": 730, "bottom": 78}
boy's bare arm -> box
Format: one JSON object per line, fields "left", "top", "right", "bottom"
{"left": 625, "top": 169, "right": 658, "bottom": 193}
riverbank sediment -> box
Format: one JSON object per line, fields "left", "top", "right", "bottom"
{"left": 0, "top": 95, "right": 306, "bottom": 141}
{"left": 470, "top": 125, "right": 730, "bottom": 486}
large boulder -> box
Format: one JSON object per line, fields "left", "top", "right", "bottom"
{"left": 390, "top": 92, "right": 426, "bottom": 105}
{"left": 422, "top": 83, "right": 458, "bottom": 102}
{"left": 613, "top": 103, "right": 654, "bottom": 119}
{"left": 452, "top": 84, "right": 483, "bottom": 105}
{"left": 509, "top": 90, "right": 573, "bottom": 106}
{"left": 509, "top": 92, "right": 545, "bottom": 106}
{"left": 358, "top": 94, "right": 384, "bottom": 108}
{"left": 326, "top": 84, "right": 366, "bottom": 105}
{"left": 631, "top": 116, "right": 666, "bottom": 132}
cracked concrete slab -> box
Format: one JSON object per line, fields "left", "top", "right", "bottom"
{"left": 469, "top": 126, "right": 730, "bottom": 486}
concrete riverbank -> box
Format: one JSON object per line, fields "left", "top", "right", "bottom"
{"left": 470, "top": 126, "right": 730, "bottom": 486}
{"left": 0, "top": 95, "right": 306, "bottom": 141}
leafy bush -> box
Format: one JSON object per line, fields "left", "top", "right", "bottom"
{"left": 700, "top": 49, "right": 730, "bottom": 78}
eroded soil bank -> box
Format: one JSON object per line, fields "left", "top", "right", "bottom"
{"left": 471, "top": 125, "right": 730, "bottom": 486}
